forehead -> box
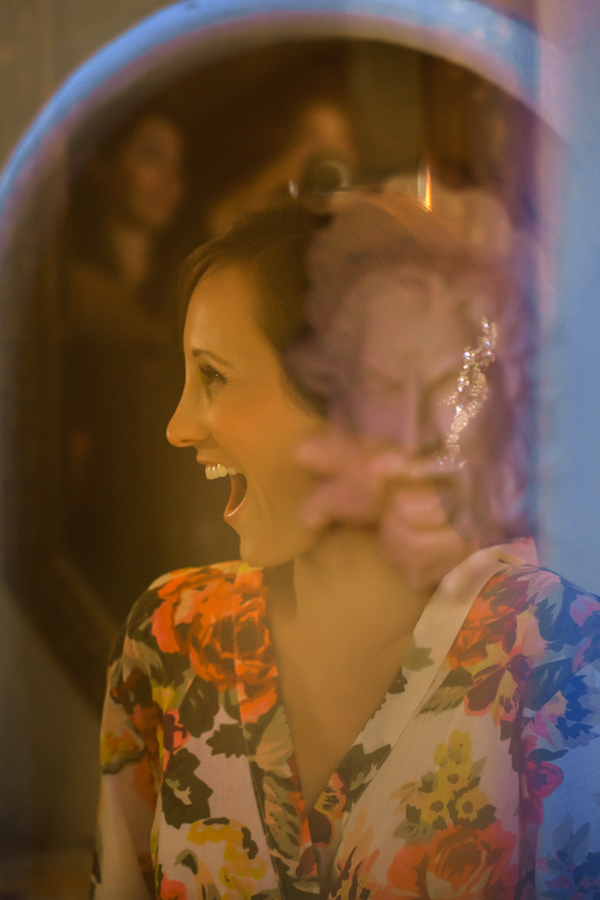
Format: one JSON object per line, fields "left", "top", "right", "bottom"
{"left": 184, "top": 264, "right": 267, "bottom": 354}
{"left": 355, "top": 266, "right": 478, "bottom": 377}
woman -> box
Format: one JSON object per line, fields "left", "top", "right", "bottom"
{"left": 65, "top": 106, "right": 190, "bottom": 607}
{"left": 92, "top": 193, "right": 600, "bottom": 899}
{"left": 68, "top": 106, "right": 185, "bottom": 339}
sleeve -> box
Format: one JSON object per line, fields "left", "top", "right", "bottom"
{"left": 520, "top": 582, "right": 600, "bottom": 897}
{"left": 91, "top": 622, "right": 162, "bottom": 900}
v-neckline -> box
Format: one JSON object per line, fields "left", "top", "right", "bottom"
{"left": 231, "top": 540, "right": 538, "bottom": 896}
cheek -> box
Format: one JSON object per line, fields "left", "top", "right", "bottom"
{"left": 208, "top": 393, "right": 283, "bottom": 461}
{"left": 121, "top": 158, "right": 161, "bottom": 199}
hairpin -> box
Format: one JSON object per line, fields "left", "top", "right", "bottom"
{"left": 440, "top": 318, "right": 497, "bottom": 469}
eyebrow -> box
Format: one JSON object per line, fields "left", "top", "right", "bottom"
{"left": 190, "top": 348, "right": 232, "bottom": 369}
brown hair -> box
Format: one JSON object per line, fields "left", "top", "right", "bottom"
{"left": 176, "top": 202, "right": 327, "bottom": 411}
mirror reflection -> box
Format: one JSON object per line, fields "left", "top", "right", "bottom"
{"left": 57, "top": 39, "right": 536, "bottom": 636}
{"left": 2, "top": 29, "right": 553, "bottom": 900}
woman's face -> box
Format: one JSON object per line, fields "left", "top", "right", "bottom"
{"left": 167, "top": 264, "right": 324, "bottom": 568}
{"left": 100, "top": 114, "right": 184, "bottom": 231}
{"left": 348, "top": 271, "right": 477, "bottom": 458}
{"left": 344, "top": 268, "right": 495, "bottom": 543}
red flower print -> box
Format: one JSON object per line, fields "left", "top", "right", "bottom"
{"left": 163, "top": 709, "right": 189, "bottom": 754}
{"left": 232, "top": 591, "right": 278, "bottom": 724}
{"left": 464, "top": 653, "right": 530, "bottom": 726}
{"left": 110, "top": 667, "right": 162, "bottom": 768}
{"left": 160, "top": 875, "right": 188, "bottom": 899}
{"left": 520, "top": 736, "right": 564, "bottom": 825}
{"left": 448, "top": 572, "right": 531, "bottom": 671}
{"left": 387, "top": 822, "right": 517, "bottom": 900}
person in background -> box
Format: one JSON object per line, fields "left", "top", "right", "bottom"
{"left": 64, "top": 106, "right": 186, "bottom": 608}
{"left": 68, "top": 106, "right": 185, "bottom": 339}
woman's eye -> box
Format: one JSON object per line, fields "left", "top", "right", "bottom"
{"left": 199, "top": 365, "right": 226, "bottom": 390}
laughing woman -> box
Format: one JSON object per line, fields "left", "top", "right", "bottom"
{"left": 92, "top": 193, "right": 600, "bottom": 900}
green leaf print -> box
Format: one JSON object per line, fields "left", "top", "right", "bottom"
{"left": 179, "top": 677, "right": 219, "bottom": 738}
{"left": 162, "top": 748, "right": 213, "bottom": 827}
{"left": 403, "top": 642, "right": 434, "bottom": 672}
{"left": 171, "top": 852, "right": 222, "bottom": 900}
{"left": 394, "top": 813, "right": 433, "bottom": 845}
{"left": 253, "top": 705, "right": 294, "bottom": 775}
{"left": 420, "top": 666, "right": 472, "bottom": 715}
{"left": 207, "top": 723, "right": 247, "bottom": 758}
{"left": 339, "top": 744, "right": 391, "bottom": 812}
{"left": 175, "top": 850, "right": 198, "bottom": 872}
{"left": 260, "top": 770, "right": 301, "bottom": 861}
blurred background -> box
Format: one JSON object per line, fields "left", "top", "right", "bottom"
{"left": 0, "top": 1, "right": 581, "bottom": 897}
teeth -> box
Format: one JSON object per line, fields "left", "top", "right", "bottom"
{"left": 205, "top": 464, "right": 239, "bottom": 480}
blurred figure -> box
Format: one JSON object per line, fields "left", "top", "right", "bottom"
{"left": 64, "top": 106, "right": 186, "bottom": 612}
{"left": 207, "top": 98, "right": 356, "bottom": 236}
{"left": 68, "top": 107, "right": 184, "bottom": 339}
{"left": 188, "top": 49, "right": 358, "bottom": 238}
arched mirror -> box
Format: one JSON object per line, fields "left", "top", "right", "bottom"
{"left": 0, "top": 6, "right": 546, "bottom": 710}
{"left": 3, "top": 0, "right": 593, "bottom": 891}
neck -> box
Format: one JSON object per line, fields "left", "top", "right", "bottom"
{"left": 273, "top": 526, "right": 433, "bottom": 652}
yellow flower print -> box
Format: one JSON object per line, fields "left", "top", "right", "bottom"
{"left": 101, "top": 728, "right": 140, "bottom": 768}
{"left": 434, "top": 730, "right": 473, "bottom": 777}
{"left": 187, "top": 818, "right": 268, "bottom": 898}
{"left": 453, "top": 785, "right": 489, "bottom": 822}
{"left": 394, "top": 731, "right": 494, "bottom": 844}
{"left": 418, "top": 731, "right": 474, "bottom": 821}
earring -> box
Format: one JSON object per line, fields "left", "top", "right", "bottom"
{"left": 440, "top": 318, "right": 497, "bottom": 469}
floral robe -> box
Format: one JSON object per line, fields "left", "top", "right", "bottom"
{"left": 92, "top": 540, "right": 600, "bottom": 899}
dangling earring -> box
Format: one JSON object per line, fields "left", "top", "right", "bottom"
{"left": 440, "top": 318, "right": 497, "bottom": 469}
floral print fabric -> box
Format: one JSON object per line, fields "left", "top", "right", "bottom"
{"left": 92, "top": 541, "right": 600, "bottom": 899}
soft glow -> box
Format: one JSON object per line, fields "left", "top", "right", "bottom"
{"left": 424, "top": 165, "right": 432, "bottom": 210}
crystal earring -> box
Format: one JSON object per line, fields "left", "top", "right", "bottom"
{"left": 440, "top": 318, "right": 497, "bottom": 469}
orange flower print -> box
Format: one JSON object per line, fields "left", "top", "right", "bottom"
{"left": 153, "top": 568, "right": 235, "bottom": 664}
{"left": 330, "top": 810, "right": 381, "bottom": 900}
{"left": 309, "top": 772, "right": 346, "bottom": 846}
{"left": 387, "top": 821, "right": 517, "bottom": 900}
{"left": 152, "top": 568, "right": 239, "bottom": 690}
{"left": 109, "top": 667, "right": 162, "bottom": 773}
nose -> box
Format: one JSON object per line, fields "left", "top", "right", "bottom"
{"left": 398, "top": 372, "right": 442, "bottom": 459}
{"left": 166, "top": 384, "right": 209, "bottom": 449}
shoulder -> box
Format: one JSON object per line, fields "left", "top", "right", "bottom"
{"left": 109, "top": 560, "right": 266, "bottom": 667}
{"left": 485, "top": 565, "right": 600, "bottom": 712}
{"left": 466, "top": 562, "right": 600, "bottom": 679}
{"left": 489, "top": 563, "right": 600, "bottom": 642}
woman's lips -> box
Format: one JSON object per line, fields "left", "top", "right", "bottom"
{"left": 225, "top": 473, "right": 248, "bottom": 519}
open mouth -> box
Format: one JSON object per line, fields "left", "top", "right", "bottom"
{"left": 225, "top": 472, "right": 248, "bottom": 518}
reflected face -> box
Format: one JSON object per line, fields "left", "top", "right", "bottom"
{"left": 167, "top": 264, "right": 323, "bottom": 568}
{"left": 208, "top": 102, "right": 356, "bottom": 236}
{"left": 346, "top": 270, "right": 476, "bottom": 459}
{"left": 103, "top": 115, "right": 184, "bottom": 230}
